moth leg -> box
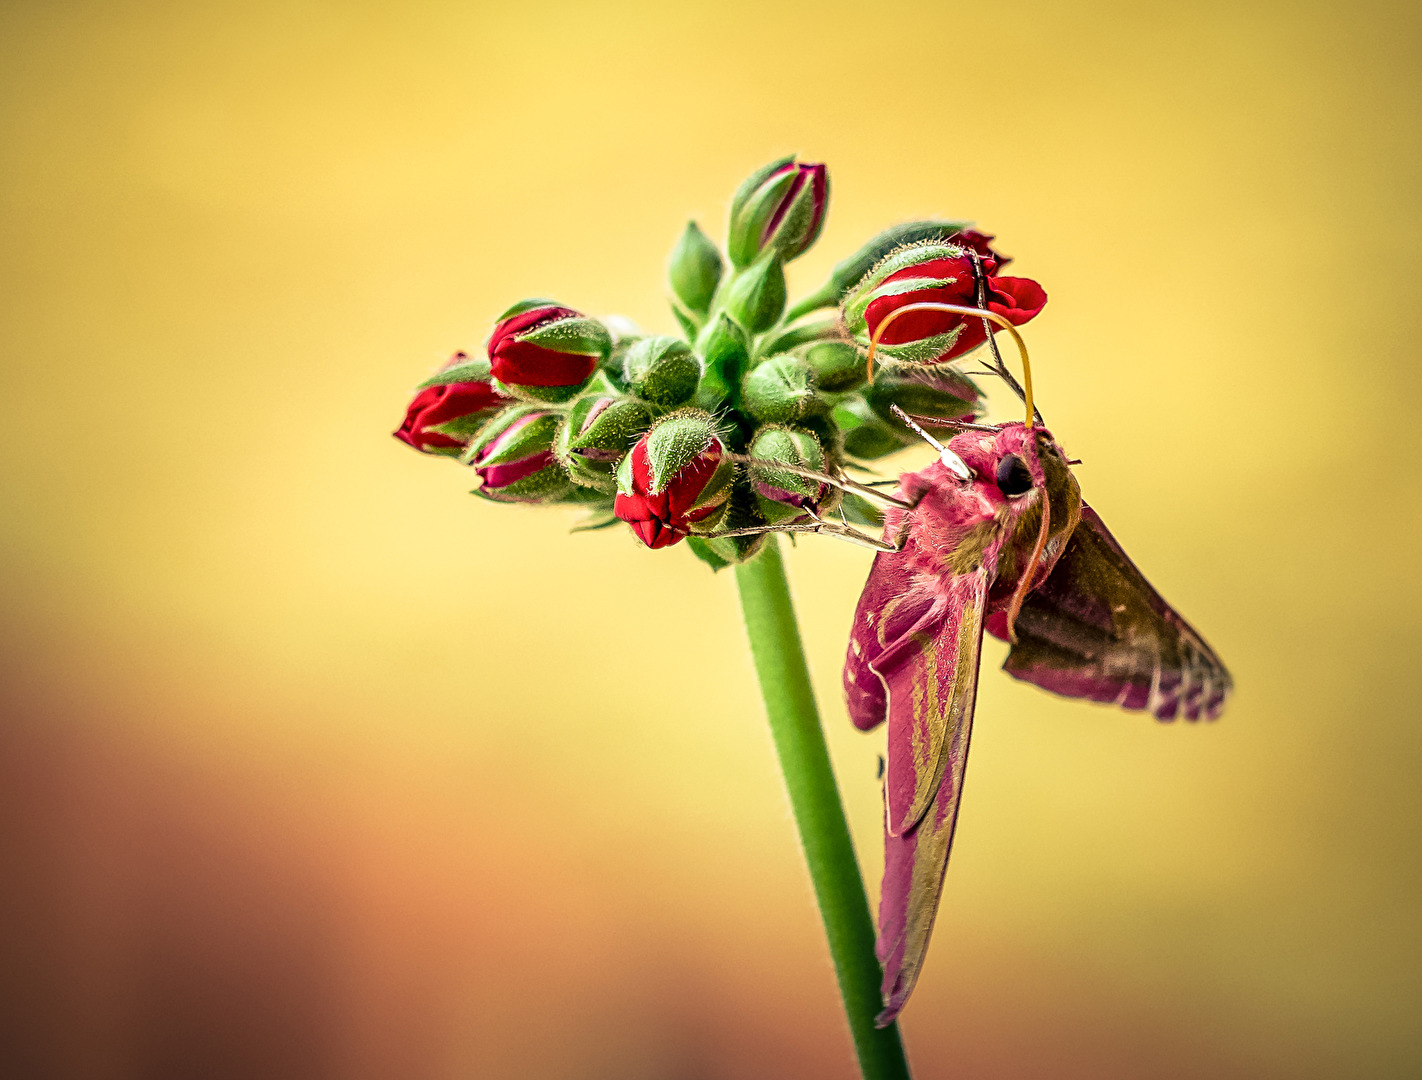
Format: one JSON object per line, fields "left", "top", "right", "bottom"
{"left": 724, "top": 453, "right": 918, "bottom": 510}
{"left": 697, "top": 518, "right": 901, "bottom": 553}
{"left": 699, "top": 522, "right": 823, "bottom": 539}
{"left": 815, "top": 520, "right": 904, "bottom": 552}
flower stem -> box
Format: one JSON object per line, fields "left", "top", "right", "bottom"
{"left": 734, "top": 536, "right": 912, "bottom": 1080}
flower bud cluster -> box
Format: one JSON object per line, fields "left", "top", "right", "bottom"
{"left": 393, "top": 158, "right": 1048, "bottom": 568}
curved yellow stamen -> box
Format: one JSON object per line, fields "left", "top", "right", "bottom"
{"left": 865, "top": 302, "right": 1034, "bottom": 429}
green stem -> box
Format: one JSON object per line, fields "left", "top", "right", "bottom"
{"left": 734, "top": 537, "right": 911, "bottom": 1080}
{"left": 783, "top": 284, "right": 837, "bottom": 325}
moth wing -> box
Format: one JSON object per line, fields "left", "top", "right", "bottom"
{"left": 874, "top": 567, "right": 990, "bottom": 1026}
{"left": 843, "top": 549, "right": 940, "bottom": 733}
{"left": 996, "top": 504, "right": 1232, "bottom": 720}
{"left": 876, "top": 570, "right": 990, "bottom": 837}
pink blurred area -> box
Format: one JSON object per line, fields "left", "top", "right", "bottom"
{"left": 0, "top": 698, "right": 1257, "bottom": 1080}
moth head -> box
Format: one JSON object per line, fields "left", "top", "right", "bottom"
{"left": 949, "top": 422, "right": 1083, "bottom": 642}
{"left": 960, "top": 423, "right": 1080, "bottom": 519}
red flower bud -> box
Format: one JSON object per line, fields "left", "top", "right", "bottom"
{"left": 842, "top": 240, "right": 1046, "bottom": 366}
{"left": 486, "top": 300, "right": 611, "bottom": 401}
{"left": 394, "top": 353, "right": 509, "bottom": 455}
{"left": 763, "top": 162, "right": 828, "bottom": 257}
{"left": 866, "top": 256, "right": 1045, "bottom": 362}
{"left": 613, "top": 424, "right": 733, "bottom": 549}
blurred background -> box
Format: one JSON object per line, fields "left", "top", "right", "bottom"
{"left": 2, "top": 1, "right": 1419, "bottom": 1077}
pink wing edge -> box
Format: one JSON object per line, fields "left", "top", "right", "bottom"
{"left": 988, "top": 505, "right": 1232, "bottom": 721}
{"left": 843, "top": 550, "right": 992, "bottom": 1027}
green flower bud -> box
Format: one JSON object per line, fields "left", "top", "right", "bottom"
{"left": 723, "top": 253, "right": 787, "bottom": 334}
{"left": 463, "top": 405, "right": 573, "bottom": 503}
{"left": 748, "top": 426, "right": 833, "bottom": 524}
{"left": 601, "top": 332, "right": 639, "bottom": 387}
{"left": 868, "top": 366, "right": 983, "bottom": 425}
{"left": 832, "top": 395, "right": 912, "bottom": 461}
{"left": 554, "top": 393, "right": 652, "bottom": 492}
{"left": 621, "top": 335, "right": 702, "bottom": 407}
{"left": 694, "top": 311, "right": 751, "bottom": 408}
{"left": 727, "top": 158, "right": 829, "bottom": 269}
{"left": 801, "top": 340, "right": 866, "bottom": 392}
{"left": 741, "top": 355, "right": 819, "bottom": 424}
{"left": 668, "top": 221, "right": 723, "bottom": 317}
{"left": 796, "top": 410, "right": 844, "bottom": 465}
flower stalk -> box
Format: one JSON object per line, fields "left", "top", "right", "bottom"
{"left": 734, "top": 537, "right": 911, "bottom": 1080}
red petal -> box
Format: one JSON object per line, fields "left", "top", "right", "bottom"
{"left": 491, "top": 341, "right": 598, "bottom": 388}
{"left": 986, "top": 276, "right": 1047, "bottom": 324}
{"left": 866, "top": 257, "right": 977, "bottom": 346}
{"left": 664, "top": 444, "right": 722, "bottom": 517}
{"left": 394, "top": 382, "right": 505, "bottom": 452}
{"left": 476, "top": 451, "right": 556, "bottom": 490}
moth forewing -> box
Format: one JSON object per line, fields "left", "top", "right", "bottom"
{"left": 873, "top": 565, "right": 992, "bottom": 1026}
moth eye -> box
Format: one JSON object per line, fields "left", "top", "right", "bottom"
{"left": 995, "top": 454, "right": 1033, "bottom": 496}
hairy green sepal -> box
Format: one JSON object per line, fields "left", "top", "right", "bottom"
{"left": 418, "top": 357, "right": 492, "bottom": 388}
{"left": 622, "top": 336, "right": 702, "bottom": 407}
{"left": 725, "top": 253, "right": 787, "bottom": 334}
{"left": 742, "top": 355, "right": 820, "bottom": 424}
{"left": 695, "top": 312, "right": 752, "bottom": 408}
{"left": 785, "top": 219, "right": 969, "bottom": 321}
{"left": 749, "top": 425, "right": 829, "bottom": 524}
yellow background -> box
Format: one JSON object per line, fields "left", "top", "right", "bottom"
{"left": 3, "top": 2, "right": 1419, "bottom": 1076}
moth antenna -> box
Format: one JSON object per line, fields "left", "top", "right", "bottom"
{"left": 888, "top": 404, "right": 973, "bottom": 482}
{"left": 887, "top": 403, "right": 945, "bottom": 451}
{"left": 1004, "top": 487, "right": 1051, "bottom": 644}
{"left": 866, "top": 302, "right": 1036, "bottom": 429}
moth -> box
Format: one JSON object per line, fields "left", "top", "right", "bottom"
{"left": 716, "top": 303, "right": 1232, "bottom": 1025}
